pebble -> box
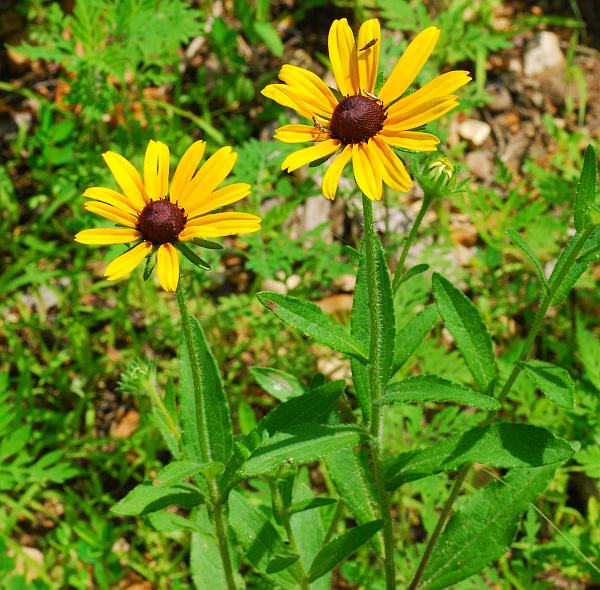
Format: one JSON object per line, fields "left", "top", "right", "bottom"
{"left": 524, "top": 31, "right": 564, "bottom": 77}
{"left": 458, "top": 119, "right": 492, "bottom": 146}
{"left": 465, "top": 150, "right": 495, "bottom": 180}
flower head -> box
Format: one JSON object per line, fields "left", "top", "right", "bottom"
{"left": 262, "top": 20, "right": 471, "bottom": 201}
{"left": 75, "top": 140, "right": 261, "bottom": 292}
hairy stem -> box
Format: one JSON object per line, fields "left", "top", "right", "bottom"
{"left": 362, "top": 195, "right": 396, "bottom": 590}
{"left": 176, "top": 281, "right": 237, "bottom": 590}
{"left": 408, "top": 225, "right": 594, "bottom": 589}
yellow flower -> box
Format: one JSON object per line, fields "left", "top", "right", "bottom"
{"left": 75, "top": 140, "right": 261, "bottom": 292}
{"left": 262, "top": 19, "right": 471, "bottom": 201}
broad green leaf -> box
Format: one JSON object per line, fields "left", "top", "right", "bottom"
{"left": 149, "top": 378, "right": 181, "bottom": 459}
{"left": 385, "top": 423, "right": 574, "bottom": 489}
{"left": 574, "top": 144, "right": 597, "bottom": 232}
{"left": 419, "top": 466, "right": 556, "bottom": 589}
{"left": 148, "top": 511, "right": 200, "bottom": 533}
{"left": 307, "top": 520, "right": 383, "bottom": 582}
{"left": 153, "top": 460, "right": 217, "bottom": 487}
{"left": 377, "top": 375, "right": 501, "bottom": 410}
{"left": 391, "top": 304, "right": 439, "bottom": 375}
{"left": 0, "top": 424, "right": 30, "bottom": 458}
{"left": 243, "top": 424, "right": 369, "bottom": 478}
{"left": 179, "top": 317, "right": 233, "bottom": 465}
{"left": 111, "top": 483, "right": 203, "bottom": 516}
{"left": 506, "top": 230, "right": 547, "bottom": 290}
{"left": 289, "top": 496, "right": 337, "bottom": 516}
{"left": 518, "top": 360, "right": 575, "bottom": 409}
{"left": 229, "top": 490, "right": 298, "bottom": 588}
{"left": 432, "top": 273, "right": 496, "bottom": 393}
{"left": 258, "top": 380, "right": 346, "bottom": 435}
{"left": 250, "top": 366, "right": 307, "bottom": 401}
{"left": 549, "top": 227, "right": 600, "bottom": 306}
{"left": 324, "top": 447, "right": 382, "bottom": 555}
{"left": 576, "top": 317, "right": 600, "bottom": 391}
{"left": 257, "top": 292, "right": 369, "bottom": 361}
{"left": 266, "top": 553, "right": 299, "bottom": 574}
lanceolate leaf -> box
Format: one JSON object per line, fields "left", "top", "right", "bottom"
{"left": 257, "top": 292, "right": 369, "bottom": 361}
{"left": 179, "top": 317, "right": 233, "bottom": 465}
{"left": 377, "top": 375, "right": 501, "bottom": 410}
{"left": 258, "top": 380, "right": 346, "bottom": 435}
{"left": 191, "top": 507, "right": 230, "bottom": 590}
{"left": 506, "top": 230, "right": 547, "bottom": 291}
{"left": 111, "top": 482, "right": 203, "bottom": 516}
{"left": 385, "top": 423, "right": 574, "bottom": 489}
{"left": 419, "top": 466, "right": 556, "bottom": 589}
{"left": 289, "top": 496, "right": 337, "bottom": 515}
{"left": 153, "top": 460, "right": 218, "bottom": 487}
{"left": 176, "top": 242, "right": 211, "bottom": 270}
{"left": 307, "top": 520, "right": 383, "bottom": 582}
{"left": 432, "top": 273, "right": 496, "bottom": 394}
{"left": 391, "top": 304, "right": 439, "bottom": 375}
{"left": 250, "top": 366, "right": 307, "bottom": 401}
{"left": 574, "top": 144, "right": 597, "bottom": 232}
{"left": 519, "top": 360, "right": 575, "bottom": 409}
{"left": 242, "top": 424, "right": 369, "bottom": 478}
{"left": 396, "top": 263, "right": 430, "bottom": 288}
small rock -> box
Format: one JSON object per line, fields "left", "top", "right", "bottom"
{"left": 458, "top": 119, "right": 491, "bottom": 146}
{"left": 262, "top": 278, "right": 287, "bottom": 294}
{"left": 286, "top": 274, "right": 301, "bottom": 290}
{"left": 465, "top": 150, "right": 494, "bottom": 180}
{"left": 524, "top": 31, "right": 564, "bottom": 77}
{"left": 486, "top": 83, "right": 512, "bottom": 112}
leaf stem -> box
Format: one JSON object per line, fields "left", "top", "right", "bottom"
{"left": 392, "top": 192, "right": 434, "bottom": 292}
{"left": 176, "top": 280, "right": 237, "bottom": 590}
{"left": 408, "top": 225, "right": 594, "bottom": 589}
{"left": 362, "top": 195, "right": 396, "bottom": 590}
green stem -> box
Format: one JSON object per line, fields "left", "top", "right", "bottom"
{"left": 176, "top": 280, "right": 237, "bottom": 590}
{"left": 323, "top": 500, "right": 345, "bottom": 545}
{"left": 392, "top": 192, "right": 434, "bottom": 292}
{"left": 362, "top": 195, "right": 396, "bottom": 590}
{"left": 270, "top": 481, "right": 310, "bottom": 590}
{"left": 146, "top": 372, "right": 180, "bottom": 442}
{"left": 408, "top": 225, "right": 594, "bottom": 589}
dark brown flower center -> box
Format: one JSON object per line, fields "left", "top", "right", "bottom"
{"left": 137, "top": 200, "right": 186, "bottom": 245}
{"left": 330, "top": 94, "right": 386, "bottom": 145}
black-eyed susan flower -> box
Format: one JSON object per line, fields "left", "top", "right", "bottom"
{"left": 75, "top": 140, "right": 261, "bottom": 292}
{"left": 262, "top": 19, "right": 471, "bottom": 201}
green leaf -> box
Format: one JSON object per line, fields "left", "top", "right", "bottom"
{"left": 191, "top": 237, "right": 223, "bottom": 250}
{"left": 111, "top": 483, "right": 203, "bottom": 516}
{"left": 258, "top": 380, "right": 346, "bottom": 435}
{"left": 377, "top": 375, "right": 501, "bottom": 410}
{"left": 385, "top": 422, "right": 574, "bottom": 489}
{"left": 266, "top": 553, "right": 299, "bottom": 574}
{"left": 148, "top": 511, "right": 200, "bottom": 533}
{"left": 242, "top": 424, "right": 369, "bottom": 478}
{"left": 179, "top": 317, "right": 233, "bottom": 465}
{"left": 519, "top": 360, "right": 575, "bottom": 409}
{"left": 506, "top": 230, "right": 547, "bottom": 291}
{"left": 432, "top": 273, "right": 496, "bottom": 393}
{"left": 576, "top": 317, "right": 600, "bottom": 391}
{"left": 391, "top": 305, "right": 439, "bottom": 375}
{"left": 254, "top": 21, "right": 284, "bottom": 56}
{"left": 176, "top": 242, "right": 211, "bottom": 271}
{"left": 419, "top": 466, "right": 556, "bottom": 589}
{"left": 228, "top": 490, "right": 298, "bottom": 587}
{"left": 257, "top": 292, "right": 369, "bottom": 361}
{"left": 153, "top": 460, "right": 219, "bottom": 487}
{"left": 143, "top": 248, "right": 156, "bottom": 280}
{"left": 307, "top": 520, "right": 383, "bottom": 582}
{"left": 549, "top": 227, "right": 600, "bottom": 306}
{"left": 250, "top": 366, "right": 307, "bottom": 401}
{"left": 574, "top": 144, "right": 597, "bottom": 232}
{"left": 289, "top": 496, "right": 337, "bottom": 515}
{"left": 396, "top": 263, "right": 430, "bottom": 287}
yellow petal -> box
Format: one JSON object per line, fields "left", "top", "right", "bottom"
{"left": 186, "top": 183, "right": 252, "bottom": 219}
{"left": 371, "top": 138, "right": 412, "bottom": 192}
{"left": 170, "top": 140, "right": 207, "bottom": 204}
{"left": 178, "top": 147, "right": 237, "bottom": 209}
{"left": 281, "top": 139, "right": 340, "bottom": 172}
{"left": 180, "top": 212, "right": 261, "bottom": 239}
{"left": 74, "top": 228, "right": 141, "bottom": 244}
{"left": 83, "top": 187, "right": 141, "bottom": 215}
{"left": 322, "top": 146, "right": 352, "bottom": 200}
{"left": 143, "top": 140, "right": 170, "bottom": 200}
{"left": 384, "top": 97, "right": 459, "bottom": 132}
{"left": 83, "top": 201, "right": 138, "bottom": 227}
{"left": 386, "top": 70, "right": 471, "bottom": 124}
{"left": 274, "top": 124, "right": 330, "bottom": 144}
{"left": 328, "top": 18, "right": 359, "bottom": 96}
{"left": 262, "top": 84, "right": 329, "bottom": 122}
{"left": 357, "top": 19, "right": 380, "bottom": 94}
{"left": 102, "top": 151, "right": 148, "bottom": 209}
{"left": 156, "top": 243, "right": 179, "bottom": 292}
{"left": 378, "top": 130, "right": 440, "bottom": 151}
{"left": 279, "top": 64, "right": 338, "bottom": 113}
{"left": 104, "top": 241, "right": 153, "bottom": 281}
{"left": 352, "top": 143, "right": 382, "bottom": 201}
{"left": 379, "top": 27, "right": 440, "bottom": 105}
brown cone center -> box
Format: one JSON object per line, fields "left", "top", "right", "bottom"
{"left": 330, "top": 94, "right": 386, "bottom": 145}
{"left": 137, "top": 200, "right": 186, "bottom": 245}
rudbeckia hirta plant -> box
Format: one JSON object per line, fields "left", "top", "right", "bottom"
{"left": 262, "top": 19, "right": 471, "bottom": 200}
{"left": 75, "top": 140, "right": 261, "bottom": 292}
